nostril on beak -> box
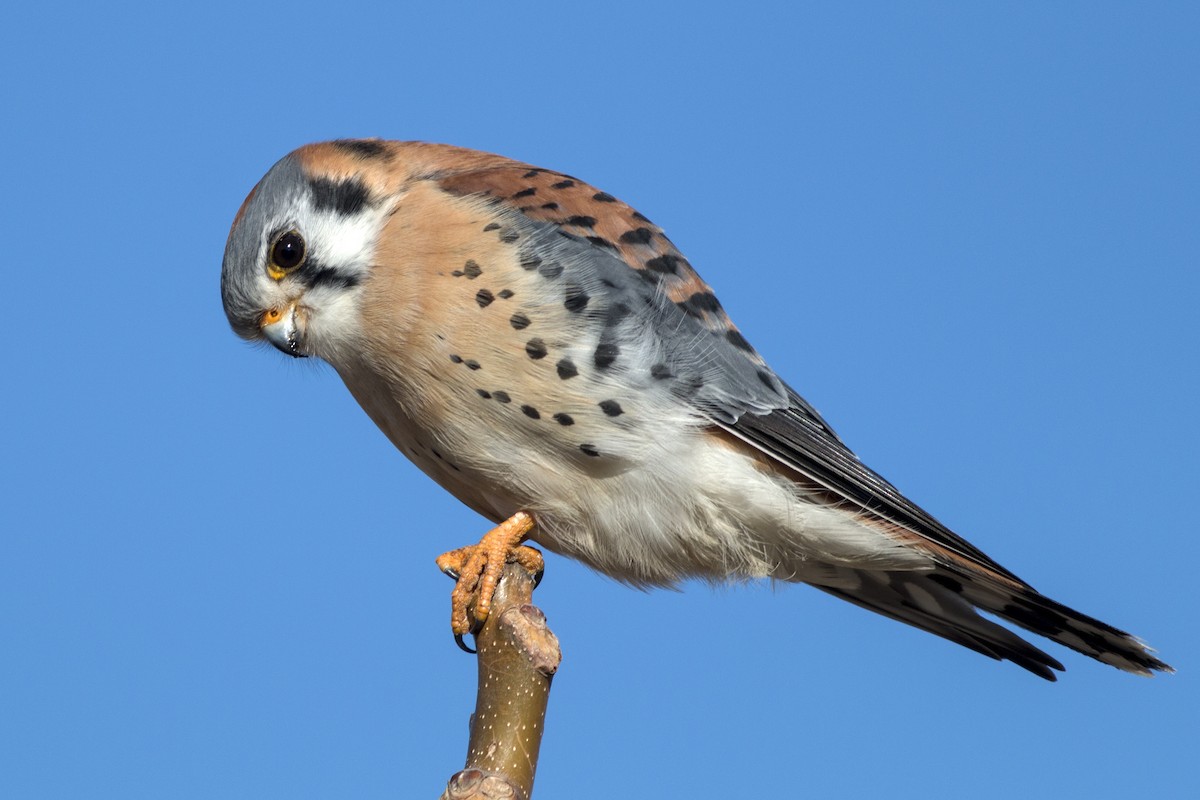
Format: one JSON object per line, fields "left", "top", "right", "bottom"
{"left": 260, "top": 304, "right": 305, "bottom": 357}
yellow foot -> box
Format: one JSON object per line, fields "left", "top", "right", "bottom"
{"left": 435, "top": 511, "right": 542, "bottom": 646}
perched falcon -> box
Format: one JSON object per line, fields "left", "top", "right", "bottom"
{"left": 221, "top": 139, "right": 1170, "bottom": 680}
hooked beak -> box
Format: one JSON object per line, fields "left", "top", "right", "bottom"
{"left": 260, "top": 303, "right": 306, "bottom": 358}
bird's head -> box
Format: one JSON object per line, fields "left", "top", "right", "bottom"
{"left": 220, "top": 140, "right": 401, "bottom": 362}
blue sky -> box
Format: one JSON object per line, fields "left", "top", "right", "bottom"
{"left": 2, "top": 2, "right": 1196, "bottom": 797}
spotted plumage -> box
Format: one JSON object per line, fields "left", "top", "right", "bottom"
{"left": 221, "top": 138, "right": 1171, "bottom": 680}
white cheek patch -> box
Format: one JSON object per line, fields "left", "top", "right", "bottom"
{"left": 303, "top": 282, "right": 366, "bottom": 362}
{"left": 306, "top": 201, "right": 395, "bottom": 282}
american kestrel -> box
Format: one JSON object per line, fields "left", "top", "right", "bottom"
{"left": 221, "top": 139, "right": 1170, "bottom": 679}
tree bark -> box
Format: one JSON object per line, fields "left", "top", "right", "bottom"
{"left": 439, "top": 559, "right": 561, "bottom": 800}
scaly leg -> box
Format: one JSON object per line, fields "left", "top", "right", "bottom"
{"left": 436, "top": 511, "right": 542, "bottom": 645}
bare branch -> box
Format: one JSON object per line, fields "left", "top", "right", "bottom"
{"left": 440, "top": 560, "right": 561, "bottom": 800}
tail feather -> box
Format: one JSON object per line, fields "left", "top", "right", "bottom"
{"left": 810, "top": 567, "right": 1171, "bottom": 680}
{"left": 932, "top": 570, "right": 1174, "bottom": 677}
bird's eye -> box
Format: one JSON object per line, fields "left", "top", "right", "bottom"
{"left": 269, "top": 230, "right": 306, "bottom": 276}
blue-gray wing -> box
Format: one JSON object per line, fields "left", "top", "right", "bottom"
{"left": 434, "top": 160, "right": 1018, "bottom": 580}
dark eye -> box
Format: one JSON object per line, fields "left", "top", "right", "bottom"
{"left": 270, "top": 230, "right": 306, "bottom": 273}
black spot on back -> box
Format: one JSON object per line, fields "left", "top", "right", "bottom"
{"left": 586, "top": 236, "right": 618, "bottom": 251}
{"left": 463, "top": 260, "right": 482, "bottom": 279}
{"left": 521, "top": 404, "right": 541, "bottom": 419}
{"left": 725, "top": 329, "right": 755, "bottom": 352}
{"left": 599, "top": 400, "right": 623, "bottom": 417}
{"left": 564, "top": 286, "right": 590, "bottom": 313}
{"left": 631, "top": 211, "right": 652, "bottom": 223}
{"left": 512, "top": 187, "right": 537, "bottom": 198}
{"left": 497, "top": 289, "right": 514, "bottom": 299}
{"left": 619, "top": 228, "right": 655, "bottom": 245}
{"left": 493, "top": 391, "right": 511, "bottom": 404}
{"left": 510, "top": 312, "right": 531, "bottom": 330}
{"left": 499, "top": 230, "right": 520, "bottom": 243}
{"left": 645, "top": 254, "right": 681, "bottom": 275}
{"left": 552, "top": 413, "right": 575, "bottom": 426}
{"left": 579, "top": 444, "right": 600, "bottom": 457}
{"left": 593, "top": 192, "right": 617, "bottom": 202}
{"left": 449, "top": 354, "right": 463, "bottom": 363}
{"left": 331, "top": 139, "right": 389, "bottom": 158}
{"left": 476, "top": 389, "right": 492, "bottom": 399}
{"left": 650, "top": 363, "right": 673, "bottom": 380}
{"left": 525, "top": 338, "right": 548, "bottom": 360}
{"left": 556, "top": 359, "right": 578, "bottom": 380}
{"left": 483, "top": 222, "right": 501, "bottom": 232}
{"left": 552, "top": 179, "right": 575, "bottom": 189}
{"left": 520, "top": 255, "right": 542, "bottom": 271}
{"left": 309, "top": 177, "right": 371, "bottom": 216}
{"left": 538, "top": 262, "right": 564, "bottom": 279}
{"left": 476, "top": 289, "right": 495, "bottom": 308}
{"left": 566, "top": 215, "right": 597, "bottom": 228}
{"left": 522, "top": 169, "right": 541, "bottom": 179}
{"left": 540, "top": 202, "right": 560, "bottom": 211}
{"left": 684, "top": 291, "right": 722, "bottom": 315}
{"left": 464, "top": 359, "right": 481, "bottom": 371}
{"left": 594, "top": 343, "right": 619, "bottom": 370}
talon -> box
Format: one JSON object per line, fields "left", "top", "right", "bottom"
{"left": 454, "top": 633, "right": 477, "bottom": 654}
{"left": 532, "top": 568, "right": 545, "bottom": 589}
{"left": 435, "top": 511, "right": 539, "bottom": 639}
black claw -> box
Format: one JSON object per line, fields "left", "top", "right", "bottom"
{"left": 532, "top": 569, "right": 545, "bottom": 589}
{"left": 442, "top": 566, "right": 461, "bottom": 581}
{"left": 454, "top": 633, "right": 477, "bottom": 654}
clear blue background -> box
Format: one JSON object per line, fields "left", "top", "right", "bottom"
{"left": 2, "top": 2, "right": 1195, "bottom": 797}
